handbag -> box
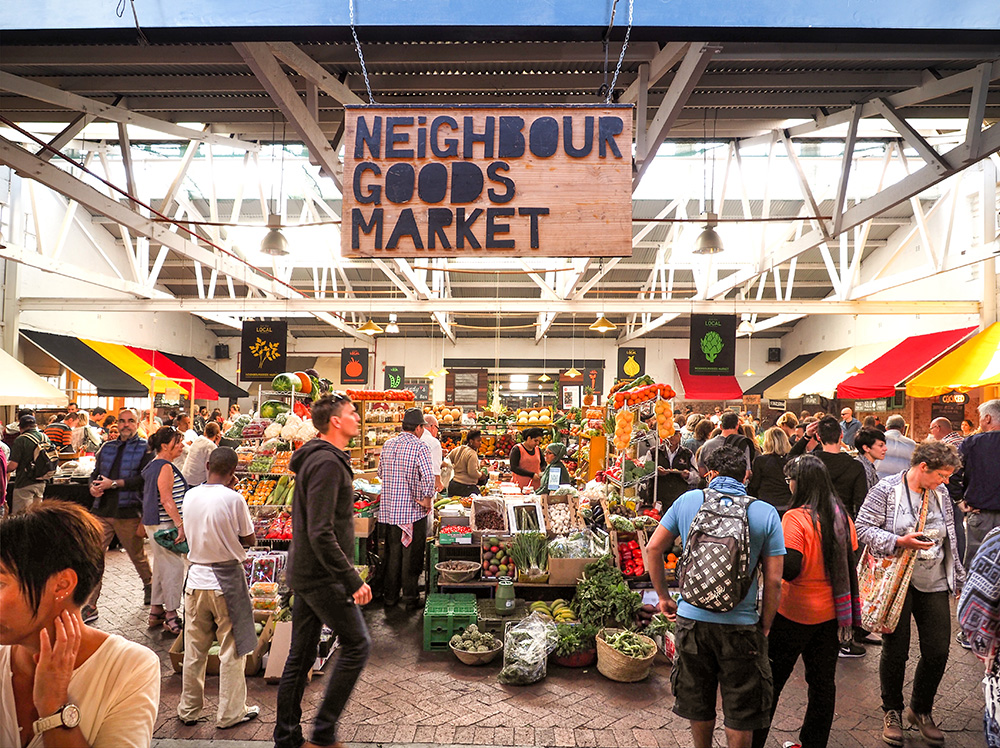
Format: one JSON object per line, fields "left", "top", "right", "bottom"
{"left": 857, "top": 486, "right": 930, "bottom": 634}
{"left": 153, "top": 526, "right": 189, "bottom": 555}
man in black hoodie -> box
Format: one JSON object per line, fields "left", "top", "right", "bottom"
{"left": 790, "top": 416, "right": 868, "bottom": 516}
{"left": 274, "top": 394, "right": 372, "bottom": 748}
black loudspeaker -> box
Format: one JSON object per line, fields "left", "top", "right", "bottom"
{"left": 215, "top": 344, "right": 230, "bottom": 360}
{"left": 767, "top": 347, "right": 781, "bottom": 363}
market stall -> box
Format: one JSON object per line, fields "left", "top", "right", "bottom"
{"left": 0, "top": 347, "right": 69, "bottom": 407}
{"left": 905, "top": 322, "right": 1000, "bottom": 398}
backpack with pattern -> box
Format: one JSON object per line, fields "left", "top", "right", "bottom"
{"left": 676, "top": 487, "right": 758, "bottom": 613}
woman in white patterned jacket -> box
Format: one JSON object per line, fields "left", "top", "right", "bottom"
{"left": 856, "top": 439, "right": 965, "bottom": 748}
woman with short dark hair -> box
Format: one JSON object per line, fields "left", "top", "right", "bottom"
{"left": 141, "top": 426, "right": 189, "bottom": 635}
{"left": 856, "top": 440, "right": 965, "bottom": 746}
{"left": 0, "top": 502, "right": 160, "bottom": 747}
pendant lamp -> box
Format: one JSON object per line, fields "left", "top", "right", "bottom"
{"left": 589, "top": 314, "right": 617, "bottom": 333}
{"left": 357, "top": 319, "right": 383, "bottom": 336}
{"left": 260, "top": 213, "right": 289, "bottom": 256}
{"left": 385, "top": 313, "right": 399, "bottom": 334}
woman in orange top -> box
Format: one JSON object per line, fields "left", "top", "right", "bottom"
{"left": 752, "top": 455, "right": 860, "bottom": 748}
{"left": 509, "top": 428, "right": 544, "bottom": 490}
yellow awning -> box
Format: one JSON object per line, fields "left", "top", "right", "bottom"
{"left": 81, "top": 339, "right": 188, "bottom": 395}
{"left": 763, "top": 349, "right": 848, "bottom": 400}
{"left": 905, "top": 323, "right": 1000, "bottom": 398}
{"left": 788, "top": 340, "right": 904, "bottom": 399}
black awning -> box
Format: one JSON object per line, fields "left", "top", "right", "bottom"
{"left": 744, "top": 353, "right": 821, "bottom": 398}
{"left": 160, "top": 352, "right": 249, "bottom": 400}
{"left": 21, "top": 329, "right": 149, "bottom": 397}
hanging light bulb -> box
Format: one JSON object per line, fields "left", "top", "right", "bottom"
{"left": 538, "top": 373, "right": 552, "bottom": 383}
{"left": 437, "top": 367, "right": 450, "bottom": 376}
{"left": 737, "top": 319, "right": 755, "bottom": 335}
{"left": 565, "top": 367, "right": 582, "bottom": 378}
{"left": 260, "top": 213, "right": 289, "bottom": 256}
{"left": 423, "top": 368, "right": 437, "bottom": 379}
{"left": 385, "top": 313, "right": 399, "bottom": 334}
{"left": 743, "top": 368, "right": 756, "bottom": 376}
{"left": 846, "top": 365, "right": 865, "bottom": 376}
{"left": 589, "top": 314, "right": 617, "bottom": 333}
{"left": 357, "top": 319, "right": 383, "bottom": 335}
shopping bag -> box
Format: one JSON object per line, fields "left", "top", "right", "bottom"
{"left": 153, "top": 526, "right": 189, "bottom": 555}
{"left": 857, "top": 546, "right": 917, "bottom": 633}
{"left": 857, "top": 487, "right": 930, "bottom": 634}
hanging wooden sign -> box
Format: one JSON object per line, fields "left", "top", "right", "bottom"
{"left": 341, "top": 104, "right": 633, "bottom": 258}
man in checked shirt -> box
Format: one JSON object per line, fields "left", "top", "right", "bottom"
{"left": 378, "top": 407, "right": 436, "bottom": 611}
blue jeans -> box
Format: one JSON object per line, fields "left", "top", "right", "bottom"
{"left": 273, "top": 585, "right": 371, "bottom": 748}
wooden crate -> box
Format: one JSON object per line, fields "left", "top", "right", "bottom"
{"left": 540, "top": 493, "right": 585, "bottom": 536}
{"left": 611, "top": 527, "right": 650, "bottom": 581}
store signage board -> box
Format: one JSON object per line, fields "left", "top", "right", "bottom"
{"left": 340, "top": 347, "right": 370, "bottom": 386}
{"left": 341, "top": 105, "right": 632, "bottom": 258}
{"left": 616, "top": 347, "right": 645, "bottom": 381}
{"left": 931, "top": 391, "right": 967, "bottom": 423}
{"left": 402, "top": 378, "right": 430, "bottom": 402}
{"left": 240, "top": 321, "right": 287, "bottom": 381}
{"left": 767, "top": 399, "right": 787, "bottom": 411}
{"left": 384, "top": 365, "right": 405, "bottom": 390}
{"left": 743, "top": 395, "right": 761, "bottom": 406}
{"left": 855, "top": 398, "right": 888, "bottom": 412}
{"left": 689, "top": 315, "right": 736, "bottom": 376}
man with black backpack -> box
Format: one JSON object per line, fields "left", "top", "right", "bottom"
{"left": 647, "top": 446, "right": 785, "bottom": 748}
{"left": 5, "top": 414, "right": 58, "bottom": 514}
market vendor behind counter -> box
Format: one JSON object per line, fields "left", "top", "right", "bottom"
{"left": 446, "top": 430, "right": 488, "bottom": 497}
{"left": 539, "top": 443, "right": 571, "bottom": 494}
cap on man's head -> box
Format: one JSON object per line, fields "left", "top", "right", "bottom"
{"left": 402, "top": 408, "right": 426, "bottom": 428}
{"left": 19, "top": 415, "right": 37, "bottom": 429}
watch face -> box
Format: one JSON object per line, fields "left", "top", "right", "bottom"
{"left": 61, "top": 705, "right": 81, "bottom": 729}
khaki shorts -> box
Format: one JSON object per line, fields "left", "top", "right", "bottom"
{"left": 670, "top": 616, "right": 774, "bottom": 731}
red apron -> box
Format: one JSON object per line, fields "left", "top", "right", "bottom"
{"left": 511, "top": 443, "right": 541, "bottom": 489}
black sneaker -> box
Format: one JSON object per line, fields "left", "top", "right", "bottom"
{"left": 957, "top": 631, "right": 973, "bottom": 650}
{"left": 82, "top": 605, "right": 99, "bottom": 624}
{"left": 839, "top": 641, "right": 866, "bottom": 658}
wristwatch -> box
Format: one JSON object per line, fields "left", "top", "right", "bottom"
{"left": 32, "top": 704, "right": 81, "bottom": 735}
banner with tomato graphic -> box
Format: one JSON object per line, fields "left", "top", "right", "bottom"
{"left": 340, "top": 347, "right": 370, "bottom": 385}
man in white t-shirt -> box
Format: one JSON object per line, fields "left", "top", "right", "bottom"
{"left": 420, "top": 414, "right": 445, "bottom": 493}
{"left": 177, "top": 447, "right": 260, "bottom": 729}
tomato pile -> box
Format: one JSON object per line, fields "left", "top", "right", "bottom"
{"left": 345, "top": 390, "right": 416, "bottom": 402}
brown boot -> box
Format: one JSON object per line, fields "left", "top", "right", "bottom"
{"left": 882, "top": 710, "right": 904, "bottom": 746}
{"left": 904, "top": 707, "right": 945, "bottom": 745}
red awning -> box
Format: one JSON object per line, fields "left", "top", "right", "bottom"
{"left": 675, "top": 359, "right": 744, "bottom": 401}
{"left": 835, "top": 326, "right": 976, "bottom": 399}
{"left": 127, "top": 347, "right": 220, "bottom": 401}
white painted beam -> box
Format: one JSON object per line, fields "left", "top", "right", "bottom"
{"left": 0, "top": 71, "right": 259, "bottom": 151}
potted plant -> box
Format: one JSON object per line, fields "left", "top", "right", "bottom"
{"left": 551, "top": 623, "right": 598, "bottom": 667}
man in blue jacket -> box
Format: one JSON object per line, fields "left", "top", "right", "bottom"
{"left": 85, "top": 408, "right": 153, "bottom": 622}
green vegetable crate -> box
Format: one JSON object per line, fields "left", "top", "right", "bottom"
{"left": 423, "top": 593, "right": 478, "bottom": 651}
{"left": 476, "top": 598, "right": 529, "bottom": 642}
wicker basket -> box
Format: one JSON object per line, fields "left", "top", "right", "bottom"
{"left": 435, "top": 561, "right": 481, "bottom": 584}
{"left": 595, "top": 629, "right": 656, "bottom": 682}
{"left": 450, "top": 641, "right": 502, "bottom": 665}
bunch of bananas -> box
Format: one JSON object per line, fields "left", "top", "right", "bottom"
{"left": 529, "top": 599, "right": 578, "bottom": 623}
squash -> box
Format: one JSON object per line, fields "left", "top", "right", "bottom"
{"left": 293, "top": 372, "right": 312, "bottom": 394}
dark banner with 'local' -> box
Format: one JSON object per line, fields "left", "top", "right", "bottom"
{"left": 240, "top": 321, "right": 287, "bottom": 381}
{"left": 689, "top": 314, "right": 736, "bottom": 376}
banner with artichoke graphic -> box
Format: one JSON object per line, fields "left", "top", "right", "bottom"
{"left": 689, "top": 314, "right": 737, "bottom": 376}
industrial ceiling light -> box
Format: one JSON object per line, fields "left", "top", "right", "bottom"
{"left": 737, "top": 319, "right": 755, "bottom": 335}
{"left": 437, "top": 367, "right": 450, "bottom": 376}
{"left": 693, "top": 213, "right": 724, "bottom": 255}
{"left": 423, "top": 368, "right": 437, "bottom": 379}
{"left": 589, "top": 314, "right": 617, "bottom": 333}
{"left": 357, "top": 318, "right": 383, "bottom": 336}
{"left": 743, "top": 368, "right": 756, "bottom": 376}
{"left": 538, "top": 373, "right": 552, "bottom": 383}
{"left": 385, "top": 313, "right": 399, "bottom": 334}
{"left": 260, "top": 213, "right": 289, "bottom": 256}
{"left": 565, "top": 367, "right": 582, "bottom": 378}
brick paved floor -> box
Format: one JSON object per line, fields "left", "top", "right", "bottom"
{"left": 93, "top": 547, "right": 988, "bottom": 747}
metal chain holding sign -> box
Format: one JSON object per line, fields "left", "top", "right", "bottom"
{"left": 605, "top": 0, "right": 634, "bottom": 104}
{"left": 349, "top": 0, "right": 375, "bottom": 104}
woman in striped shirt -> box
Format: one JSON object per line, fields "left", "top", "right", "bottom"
{"left": 141, "top": 427, "right": 189, "bottom": 635}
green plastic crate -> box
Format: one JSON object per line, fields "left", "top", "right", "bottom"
{"left": 477, "top": 598, "right": 528, "bottom": 642}
{"left": 423, "top": 593, "right": 478, "bottom": 651}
